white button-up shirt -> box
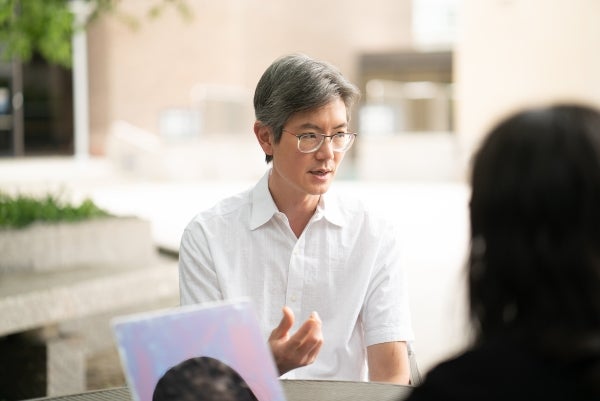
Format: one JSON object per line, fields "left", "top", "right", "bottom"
{"left": 179, "top": 170, "right": 413, "bottom": 381}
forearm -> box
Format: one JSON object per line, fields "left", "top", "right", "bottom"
{"left": 367, "top": 341, "right": 410, "bottom": 384}
{"left": 369, "top": 366, "right": 410, "bottom": 384}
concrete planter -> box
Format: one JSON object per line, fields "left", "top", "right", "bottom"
{"left": 0, "top": 217, "right": 157, "bottom": 274}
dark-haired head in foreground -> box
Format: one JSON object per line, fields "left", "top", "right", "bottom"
{"left": 153, "top": 356, "right": 258, "bottom": 401}
{"left": 406, "top": 104, "right": 600, "bottom": 400}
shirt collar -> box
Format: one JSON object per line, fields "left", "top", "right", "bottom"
{"left": 316, "top": 190, "right": 345, "bottom": 227}
{"left": 249, "top": 168, "right": 347, "bottom": 230}
{"left": 249, "top": 169, "right": 278, "bottom": 230}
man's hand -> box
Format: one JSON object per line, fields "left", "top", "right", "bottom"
{"left": 268, "top": 306, "right": 324, "bottom": 375}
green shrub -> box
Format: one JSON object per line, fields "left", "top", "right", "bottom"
{"left": 0, "top": 192, "right": 112, "bottom": 228}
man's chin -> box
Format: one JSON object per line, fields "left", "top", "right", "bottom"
{"left": 310, "top": 182, "right": 332, "bottom": 195}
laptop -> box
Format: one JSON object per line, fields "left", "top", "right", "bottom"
{"left": 111, "top": 298, "right": 287, "bottom": 401}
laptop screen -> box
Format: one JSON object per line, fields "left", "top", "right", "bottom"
{"left": 112, "top": 298, "right": 286, "bottom": 401}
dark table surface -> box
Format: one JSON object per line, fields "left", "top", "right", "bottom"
{"left": 32, "top": 379, "right": 413, "bottom": 401}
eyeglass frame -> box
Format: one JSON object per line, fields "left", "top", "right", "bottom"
{"left": 282, "top": 129, "right": 358, "bottom": 153}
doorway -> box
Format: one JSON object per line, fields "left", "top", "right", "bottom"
{"left": 0, "top": 54, "right": 73, "bottom": 157}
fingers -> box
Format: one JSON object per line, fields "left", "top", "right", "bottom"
{"left": 269, "top": 309, "right": 324, "bottom": 375}
{"left": 290, "top": 312, "right": 323, "bottom": 362}
{"left": 291, "top": 311, "right": 321, "bottom": 344}
{"left": 281, "top": 306, "right": 295, "bottom": 332}
{"left": 269, "top": 306, "right": 295, "bottom": 341}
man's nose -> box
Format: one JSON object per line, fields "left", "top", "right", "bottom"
{"left": 315, "top": 137, "right": 335, "bottom": 158}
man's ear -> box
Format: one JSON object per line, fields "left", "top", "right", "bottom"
{"left": 254, "top": 121, "right": 274, "bottom": 157}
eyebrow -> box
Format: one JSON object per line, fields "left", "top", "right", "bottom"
{"left": 297, "top": 122, "right": 348, "bottom": 132}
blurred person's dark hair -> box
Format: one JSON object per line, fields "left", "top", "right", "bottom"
{"left": 253, "top": 53, "right": 360, "bottom": 163}
{"left": 468, "top": 103, "right": 600, "bottom": 392}
{"left": 152, "top": 356, "right": 258, "bottom": 401}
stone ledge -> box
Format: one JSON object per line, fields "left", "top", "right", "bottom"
{"left": 0, "top": 217, "right": 156, "bottom": 274}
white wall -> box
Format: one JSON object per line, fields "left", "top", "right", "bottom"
{"left": 455, "top": 0, "right": 600, "bottom": 165}
{"left": 86, "top": 0, "right": 414, "bottom": 155}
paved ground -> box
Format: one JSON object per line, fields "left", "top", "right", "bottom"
{"left": 0, "top": 156, "right": 472, "bottom": 388}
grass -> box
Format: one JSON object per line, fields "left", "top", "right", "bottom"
{"left": 0, "top": 192, "right": 112, "bottom": 229}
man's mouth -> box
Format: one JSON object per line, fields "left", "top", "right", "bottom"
{"left": 310, "top": 169, "right": 332, "bottom": 176}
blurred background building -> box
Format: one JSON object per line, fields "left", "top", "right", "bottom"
{"left": 2, "top": 0, "right": 599, "bottom": 182}
{"left": 3, "top": 0, "right": 598, "bottom": 181}
{"left": 3, "top": 0, "right": 460, "bottom": 182}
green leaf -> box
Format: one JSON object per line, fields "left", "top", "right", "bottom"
{"left": 0, "top": 191, "right": 112, "bottom": 229}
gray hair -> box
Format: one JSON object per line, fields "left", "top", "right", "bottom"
{"left": 253, "top": 54, "right": 361, "bottom": 163}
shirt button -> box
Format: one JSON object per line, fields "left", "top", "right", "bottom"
{"left": 291, "top": 295, "right": 297, "bottom": 302}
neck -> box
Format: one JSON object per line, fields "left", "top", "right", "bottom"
{"left": 268, "top": 187, "right": 320, "bottom": 238}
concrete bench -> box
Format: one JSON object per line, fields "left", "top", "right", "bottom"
{"left": 0, "top": 259, "right": 179, "bottom": 399}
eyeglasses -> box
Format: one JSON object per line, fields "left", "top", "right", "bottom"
{"left": 282, "top": 130, "right": 357, "bottom": 153}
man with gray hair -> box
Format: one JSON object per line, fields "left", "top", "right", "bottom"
{"left": 179, "top": 54, "right": 414, "bottom": 383}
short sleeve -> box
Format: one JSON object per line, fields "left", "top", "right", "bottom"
{"left": 361, "top": 221, "right": 414, "bottom": 345}
{"left": 178, "top": 219, "right": 223, "bottom": 305}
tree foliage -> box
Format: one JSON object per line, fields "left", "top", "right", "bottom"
{"left": 0, "top": 0, "right": 190, "bottom": 68}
